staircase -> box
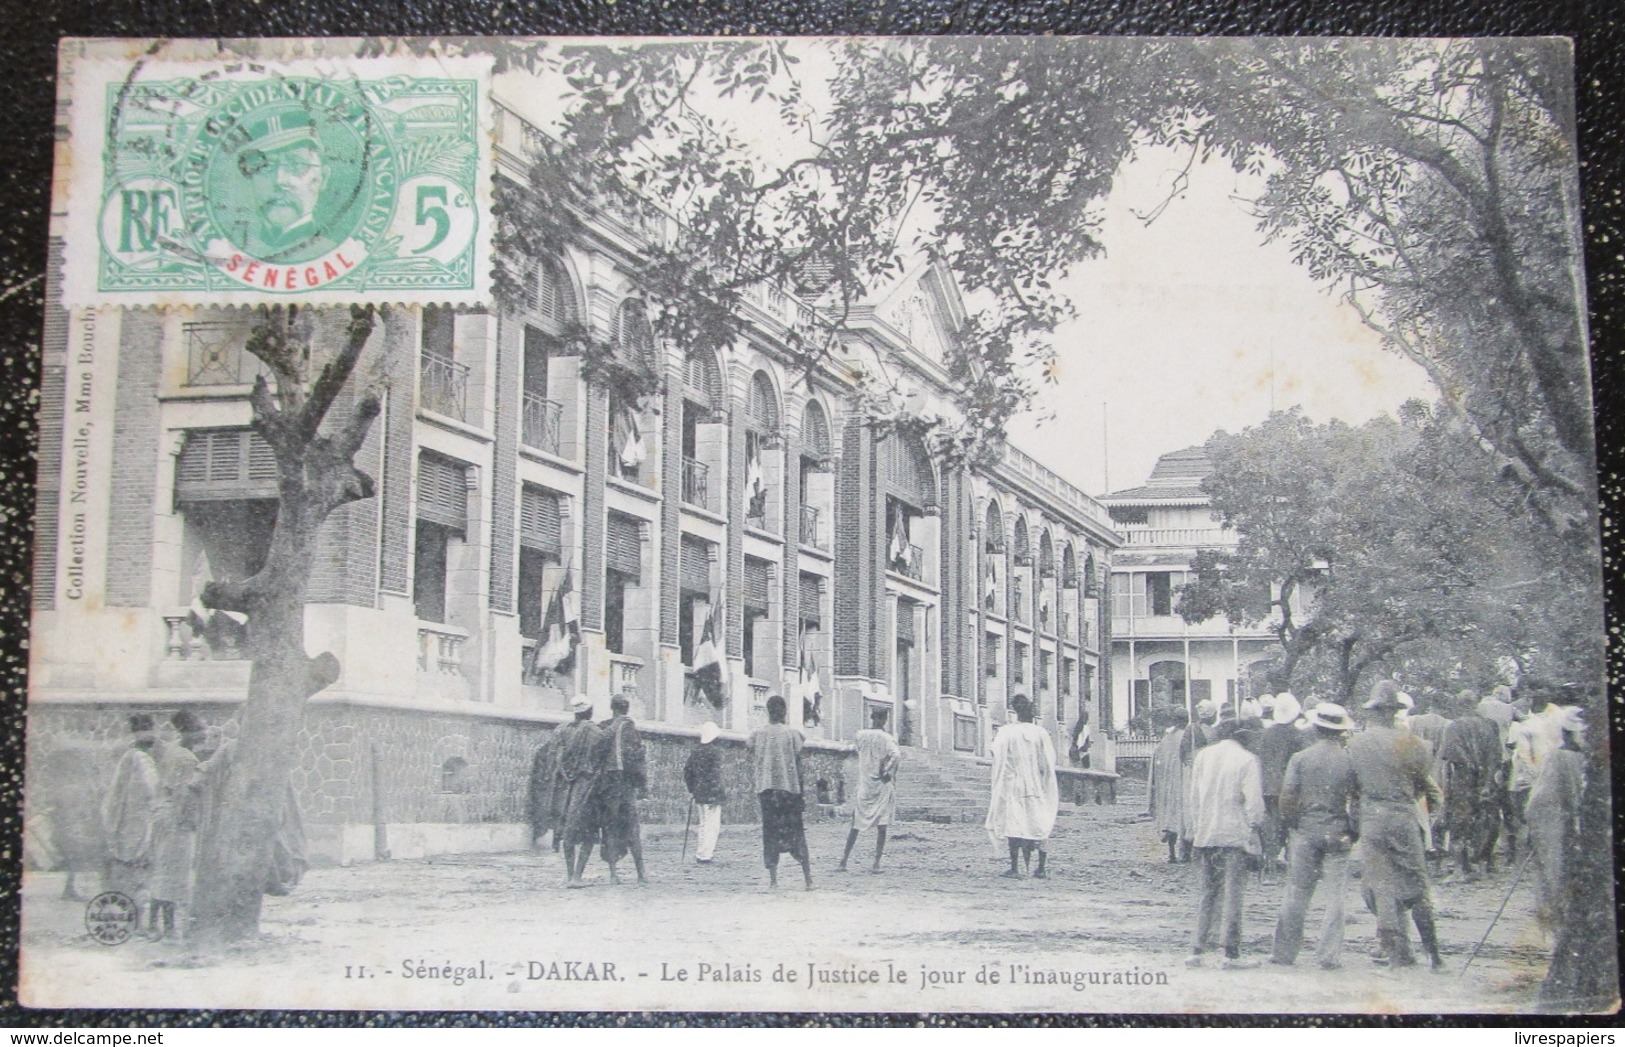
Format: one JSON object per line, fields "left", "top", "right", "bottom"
{"left": 890, "top": 747, "right": 992, "bottom": 823}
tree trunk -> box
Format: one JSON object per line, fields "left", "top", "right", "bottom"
{"left": 1539, "top": 735, "right": 1620, "bottom": 1012}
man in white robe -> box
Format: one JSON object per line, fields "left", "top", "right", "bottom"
{"left": 839, "top": 707, "right": 902, "bottom": 872}
{"left": 986, "top": 695, "right": 1060, "bottom": 878}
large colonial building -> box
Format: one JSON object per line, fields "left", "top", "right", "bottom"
{"left": 27, "top": 100, "right": 1118, "bottom": 864}
{"left": 1102, "top": 447, "right": 1280, "bottom": 732}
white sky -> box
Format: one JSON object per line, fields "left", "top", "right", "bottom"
{"left": 1005, "top": 147, "right": 1437, "bottom": 496}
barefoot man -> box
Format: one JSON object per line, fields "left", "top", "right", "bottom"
{"left": 748, "top": 694, "right": 814, "bottom": 890}
{"left": 986, "top": 695, "right": 1059, "bottom": 878}
{"left": 839, "top": 706, "right": 901, "bottom": 873}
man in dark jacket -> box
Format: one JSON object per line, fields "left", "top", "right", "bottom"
{"left": 683, "top": 721, "right": 726, "bottom": 864}
{"left": 595, "top": 695, "right": 648, "bottom": 885}
{"left": 1255, "top": 692, "right": 1308, "bottom": 872}
{"left": 1350, "top": 681, "right": 1444, "bottom": 969}
{"left": 557, "top": 698, "right": 606, "bottom": 888}
{"left": 1270, "top": 702, "right": 1359, "bottom": 969}
{"left": 1437, "top": 690, "right": 1505, "bottom": 881}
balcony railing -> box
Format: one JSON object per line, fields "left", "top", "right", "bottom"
{"left": 421, "top": 355, "right": 470, "bottom": 421}
{"left": 800, "top": 504, "right": 823, "bottom": 549}
{"left": 521, "top": 392, "right": 563, "bottom": 456}
{"left": 890, "top": 543, "right": 924, "bottom": 581}
{"left": 749, "top": 681, "right": 771, "bottom": 710}
{"left": 183, "top": 323, "right": 264, "bottom": 386}
{"left": 681, "top": 457, "right": 712, "bottom": 511}
{"left": 1118, "top": 527, "right": 1232, "bottom": 547}
{"left": 161, "top": 610, "right": 247, "bottom": 661}
{"left": 418, "top": 625, "right": 468, "bottom": 676}
{"left": 609, "top": 654, "right": 643, "bottom": 697}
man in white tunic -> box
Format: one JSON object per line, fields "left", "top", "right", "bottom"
{"left": 985, "top": 695, "right": 1060, "bottom": 878}
{"left": 839, "top": 707, "right": 902, "bottom": 872}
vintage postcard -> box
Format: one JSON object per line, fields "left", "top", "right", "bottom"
{"left": 19, "top": 36, "right": 1616, "bottom": 1015}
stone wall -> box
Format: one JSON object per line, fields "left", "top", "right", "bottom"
{"left": 25, "top": 700, "right": 854, "bottom": 869}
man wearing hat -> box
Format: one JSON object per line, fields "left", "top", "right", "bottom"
{"left": 1349, "top": 680, "right": 1444, "bottom": 969}
{"left": 683, "top": 721, "right": 726, "bottom": 864}
{"left": 555, "top": 697, "right": 607, "bottom": 887}
{"left": 100, "top": 714, "right": 162, "bottom": 927}
{"left": 234, "top": 110, "right": 334, "bottom": 259}
{"left": 1270, "top": 702, "right": 1358, "bottom": 968}
{"left": 1256, "top": 692, "right": 1308, "bottom": 873}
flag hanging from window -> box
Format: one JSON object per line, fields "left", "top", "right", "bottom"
{"left": 688, "top": 591, "right": 726, "bottom": 708}
{"left": 745, "top": 445, "right": 768, "bottom": 519}
{"left": 799, "top": 627, "right": 823, "bottom": 728}
{"left": 984, "top": 561, "right": 998, "bottom": 609}
{"left": 888, "top": 505, "right": 911, "bottom": 570}
{"left": 616, "top": 406, "right": 646, "bottom": 471}
{"left": 528, "top": 567, "right": 579, "bottom": 678}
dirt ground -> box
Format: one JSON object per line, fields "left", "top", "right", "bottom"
{"left": 17, "top": 781, "right": 1563, "bottom": 1016}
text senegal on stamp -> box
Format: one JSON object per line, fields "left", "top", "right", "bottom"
{"left": 59, "top": 45, "right": 493, "bottom": 307}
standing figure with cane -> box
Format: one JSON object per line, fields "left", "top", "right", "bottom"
{"left": 684, "top": 721, "right": 726, "bottom": 865}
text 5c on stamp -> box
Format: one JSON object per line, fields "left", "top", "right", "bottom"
{"left": 58, "top": 45, "right": 494, "bottom": 307}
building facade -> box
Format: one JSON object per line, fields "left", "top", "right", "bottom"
{"left": 26, "top": 101, "right": 1118, "bottom": 865}
{"left": 1102, "top": 447, "right": 1281, "bottom": 733}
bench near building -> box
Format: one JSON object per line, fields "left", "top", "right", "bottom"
{"left": 27, "top": 100, "right": 1120, "bottom": 867}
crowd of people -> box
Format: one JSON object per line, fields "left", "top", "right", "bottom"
{"left": 95, "top": 710, "right": 307, "bottom": 940}
{"left": 1147, "top": 679, "right": 1589, "bottom": 971}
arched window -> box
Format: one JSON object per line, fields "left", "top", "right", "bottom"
{"left": 982, "top": 501, "right": 1005, "bottom": 612}
{"left": 608, "top": 300, "right": 656, "bottom": 483}
{"left": 1061, "top": 543, "right": 1078, "bottom": 590}
{"left": 678, "top": 351, "right": 723, "bottom": 511}
{"left": 798, "top": 400, "right": 833, "bottom": 549}
{"left": 1038, "top": 531, "right": 1055, "bottom": 579}
{"left": 528, "top": 255, "right": 579, "bottom": 331}
{"left": 744, "top": 371, "right": 780, "bottom": 529}
{"left": 881, "top": 430, "right": 935, "bottom": 582}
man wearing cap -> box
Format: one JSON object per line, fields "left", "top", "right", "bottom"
{"left": 1349, "top": 680, "right": 1444, "bottom": 969}
{"left": 594, "top": 695, "right": 649, "bottom": 885}
{"left": 986, "top": 695, "right": 1060, "bottom": 879}
{"left": 683, "top": 721, "right": 726, "bottom": 864}
{"left": 556, "top": 697, "right": 607, "bottom": 888}
{"left": 840, "top": 707, "right": 902, "bottom": 873}
{"left": 1270, "top": 702, "right": 1358, "bottom": 968}
{"left": 101, "top": 714, "right": 162, "bottom": 927}
{"left": 234, "top": 111, "right": 334, "bottom": 259}
{"left": 1436, "top": 690, "right": 1504, "bottom": 880}
{"left": 1192, "top": 698, "right": 1219, "bottom": 749}
{"left": 1255, "top": 692, "right": 1308, "bottom": 873}
{"left": 1182, "top": 719, "right": 1266, "bottom": 969}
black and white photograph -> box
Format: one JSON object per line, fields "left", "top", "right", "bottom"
{"left": 15, "top": 35, "right": 1617, "bottom": 1015}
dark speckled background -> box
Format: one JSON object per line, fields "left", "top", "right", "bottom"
{"left": 0, "top": 0, "right": 1619, "bottom": 1029}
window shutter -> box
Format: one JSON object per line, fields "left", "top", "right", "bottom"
{"left": 605, "top": 513, "right": 642, "bottom": 581}
{"left": 744, "top": 556, "right": 770, "bottom": 612}
{"left": 175, "top": 429, "right": 279, "bottom": 502}
{"left": 417, "top": 452, "right": 468, "bottom": 533}
{"left": 519, "top": 486, "right": 562, "bottom": 554}
{"left": 680, "top": 536, "right": 711, "bottom": 593}
{"left": 896, "top": 604, "right": 915, "bottom": 642}
{"left": 798, "top": 573, "right": 822, "bottom": 624}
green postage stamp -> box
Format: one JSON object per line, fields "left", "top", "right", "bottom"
{"left": 59, "top": 41, "right": 493, "bottom": 306}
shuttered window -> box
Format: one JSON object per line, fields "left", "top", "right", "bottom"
{"left": 605, "top": 513, "right": 642, "bottom": 581}
{"left": 417, "top": 452, "right": 468, "bottom": 533}
{"left": 744, "top": 556, "right": 771, "bottom": 612}
{"left": 799, "top": 572, "right": 822, "bottom": 625}
{"left": 175, "top": 429, "right": 279, "bottom": 502}
{"left": 680, "top": 536, "right": 711, "bottom": 593}
{"left": 896, "top": 603, "right": 916, "bottom": 642}
{"left": 519, "top": 486, "right": 562, "bottom": 554}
